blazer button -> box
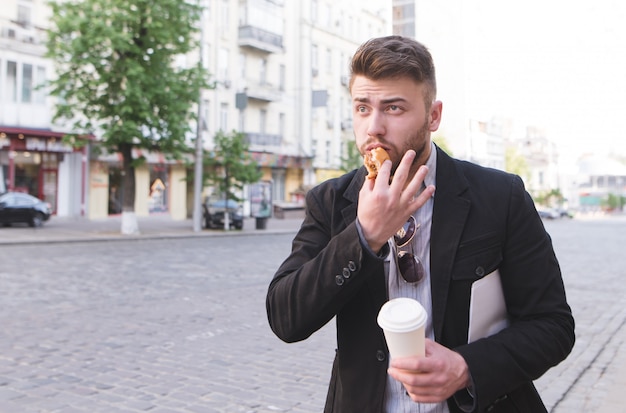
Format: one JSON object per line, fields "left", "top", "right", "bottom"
{"left": 475, "top": 266, "right": 485, "bottom": 277}
{"left": 376, "top": 350, "right": 386, "bottom": 362}
{"left": 342, "top": 268, "right": 351, "bottom": 278}
{"left": 348, "top": 260, "right": 357, "bottom": 272}
{"left": 335, "top": 275, "right": 345, "bottom": 286}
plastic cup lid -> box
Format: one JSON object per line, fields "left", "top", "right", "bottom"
{"left": 377, "top": 297, "right": 427, "bottom": 333}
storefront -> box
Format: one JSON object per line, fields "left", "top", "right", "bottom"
{"left": 90, "top": 148, "right": 188, "bottom": 220}
{"left": 250, "top": 151, "right": 313, "bottom": 204}
{"left": 0, "top": 127, "right": 87, "bottom": 216}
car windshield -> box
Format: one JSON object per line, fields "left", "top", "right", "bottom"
{"left": 0, "top": 193, "right": 40, "bottom": 206}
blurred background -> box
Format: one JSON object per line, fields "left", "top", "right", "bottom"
{"left": 1, "top": 0, "right": 624, "bottom": 222}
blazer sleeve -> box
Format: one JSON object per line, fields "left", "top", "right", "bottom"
{"left": 454, "top": 175, "right": 575, "bottom": 411}
{"left": 266, "top": 183, "right": 387, "bottom": 343}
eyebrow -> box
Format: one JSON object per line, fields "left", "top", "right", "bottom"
{"left": 353, "top": 96, "right": 408, "bottom": 105}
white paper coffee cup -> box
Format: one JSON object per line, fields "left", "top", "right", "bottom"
{"left": 377, "top": 297, "right": 427, "bottom": 358}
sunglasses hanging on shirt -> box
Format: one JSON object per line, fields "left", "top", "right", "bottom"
{"left": 393, "top": 215, "right": 425, "bottom": 284}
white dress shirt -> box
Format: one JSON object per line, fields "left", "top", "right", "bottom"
{"left": 383, "top": 142, "right": 449, "bottom": 413}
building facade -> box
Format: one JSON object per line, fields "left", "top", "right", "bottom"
{"left": 2, "top": 0, "right": 391, "bottom": 221}
{"left": 199, "top": 0, "right": 389, "bottom": 211}
{"left": 0, "top": 0, "right": 87, "bottom": 217}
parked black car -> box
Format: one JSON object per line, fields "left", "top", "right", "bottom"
{"left": 203, "top": 199, "right": 244, "bottom": 230}
{"left": 0, "top": 192, "right": 52, "bottom": 227}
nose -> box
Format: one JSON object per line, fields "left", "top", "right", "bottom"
{"left": 366, "top": 110, "right": 386, "bottom": 138}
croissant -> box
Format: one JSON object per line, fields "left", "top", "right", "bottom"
{"left": 364, "top": 147, "right": 391, "bottom": 179}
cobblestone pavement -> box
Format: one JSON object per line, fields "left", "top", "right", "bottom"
{"left": 0, "top": 215, "right": 624, "bottom": 412}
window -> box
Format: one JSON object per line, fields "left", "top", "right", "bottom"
{"left": 238, "top": 109, "right": 245, "bottom": 132}
{"left": 239, "top": 53, "right": 246, "bottom": 80}
{"left": 7, "top": 61, "right": 17, "bottom": 102}
{"left": 218, "top": 48, "right": 229, "bottom": 83}
{"left": 17, "top": 5, "right": 32, "bottom": 28}
{"left": 22, "top": 63, "right": 33, "bottom": 103}
{"left": 326, "top": 141, "right": 331, "bottom": 164}
{"left": 260, "top": 58, "right": 267, "bottom": 85}
{"left": 202, "top": 99, "right": 210, "bottom": 131}
{"left": 34, "top": 65, "right": 46, "bottom": 104}
{"left": 203, "top": 43, "right": 211, "bottom": 69}
{"left": 220, "top": 102, "right": 228, "bottom": 131}
{"left": 279, "top": 64, "right": 285, "bottom": 91}
{"left": 220, "top": 0, "right": 229, "bottom": 36}
{"left": 260, "top": 109, "right": 267, "bottom": 133}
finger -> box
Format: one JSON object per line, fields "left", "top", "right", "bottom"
{"left": 400, "top": 165, "right": 432, "bottom": 208}
{"left": 389, "top": 355, "right": 422, "bottom": 370}
{"left": 374, "top": 159, "right": 393, "bottom": 187}
{"left": 410, "top": 184, "right": 435, "bottom": 209}
{"left": 389, "top": 150, "right": 416, "bottom": 192}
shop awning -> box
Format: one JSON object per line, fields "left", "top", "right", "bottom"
{"left": 0, "top": 126, "right": 94, "bottom": 140}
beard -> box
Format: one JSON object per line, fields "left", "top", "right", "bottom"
{"left": 394, "top": 120, "right": 430, "bottom": 175}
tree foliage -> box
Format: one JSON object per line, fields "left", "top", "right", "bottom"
{"left": 46, "top": 0, "right": 209, "bottom": 225}
{"left": 534, "top": 188, "right": 565, "bottom": 207}
{"left": 505, "top": 146, "right": 530, "bottom": 181}
{"left": 204, "top": 131, "right": 262, "bottom": 203}
{"left": 432, "top": 135, "right": 453, "bottom": 156}
{"left": 340, "top": 139, "right": 363, "bottom": 173}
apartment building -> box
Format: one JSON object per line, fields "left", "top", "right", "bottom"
{"left": 201, "top": 0, "right": 389, "bottom": 207}
{"left": 0, "top": 0, "right": 86, "bottom": 217}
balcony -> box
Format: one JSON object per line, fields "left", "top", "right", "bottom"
{"left": 244, "top": 132, "right": 282, "bottom": 147}
{"left": 238, "top": 25, "right": 283, "bottom": 54}
{"left": 245, "top": 81, "right": 282, "bottom": 102}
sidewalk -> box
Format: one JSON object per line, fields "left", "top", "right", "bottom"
{"left": 0, "top": 214, "right": 304, "bottom": 245}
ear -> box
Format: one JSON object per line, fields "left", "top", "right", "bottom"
{"left": 428, "top": 100, "right": 443, "bottom": 131}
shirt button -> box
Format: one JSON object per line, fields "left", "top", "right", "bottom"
{"left": 342, "top": 268, "right": 351, "bottom": 278}
{"left": 376, "top": 350, "right": 386, "bottom": 362}
{"left": 348, "top": 261, "right": 357, "bottom": 271}
{"left": 335, "top": 275, "right": 344, "bottom": 286}
{"left": 475, "top": 266, "right": 485, "bottom": 277}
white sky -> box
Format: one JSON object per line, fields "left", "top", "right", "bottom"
{"left": 463, "top": 0, "right": 626, "bottom": 162}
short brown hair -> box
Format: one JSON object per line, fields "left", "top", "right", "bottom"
{"left": 350, "top": 35, "right": 437, "bottom": 106}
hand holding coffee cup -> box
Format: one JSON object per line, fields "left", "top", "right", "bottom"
{"left": 377, "top": 298, "right": 427, "bottom": 358}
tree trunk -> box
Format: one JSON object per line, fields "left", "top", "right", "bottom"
{"left": 120, "top": 143, "right": 140, "bottom": 235}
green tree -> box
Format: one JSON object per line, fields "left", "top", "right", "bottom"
{"left": 204, "top": 131, "right": 262, "bottom": 228}
{"left": 340, "top": 140, "right": 363, "bottom": 172}
{"left": 602, "top": 193, "right": 626, "bottom": 211}
{"left": 505, "top": 146, "right": 530, "bottom": 181}
{"left": 46, "top": 0, "right": 209, "bottom": 234}
{"left": 432, "top": 135, "right": 453, "bottom": 156}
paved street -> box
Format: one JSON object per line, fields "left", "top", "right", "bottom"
{"left": 0, "top": 216, "right": 625, "bottom": 412}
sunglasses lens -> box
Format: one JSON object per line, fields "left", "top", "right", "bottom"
{"left": 397, "top": 251, "right": 424, "bottom": 283}
{"left": 394, "top": 216, "right": 416, "bottom": 247}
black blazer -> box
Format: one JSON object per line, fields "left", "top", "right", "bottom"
{"left": 267, "top": 147, "right": 575, "bottom": 412}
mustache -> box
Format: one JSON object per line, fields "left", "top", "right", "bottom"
{"left": 360, "top": 138, "right": 394, "bottom": 154}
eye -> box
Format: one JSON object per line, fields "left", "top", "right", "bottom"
{"left": 356, "top": 105, "right": 368, "bottom": 113}
{"left": 387, "top": 105, "right": 400, "bottom": 112}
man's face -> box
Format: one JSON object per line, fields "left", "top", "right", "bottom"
{"left": 351, "top": 75, "right": 442, "bottom": 176}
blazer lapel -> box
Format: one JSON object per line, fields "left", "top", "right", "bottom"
{"left": 430, "top": 148, "right": 471, "bottom": 340}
